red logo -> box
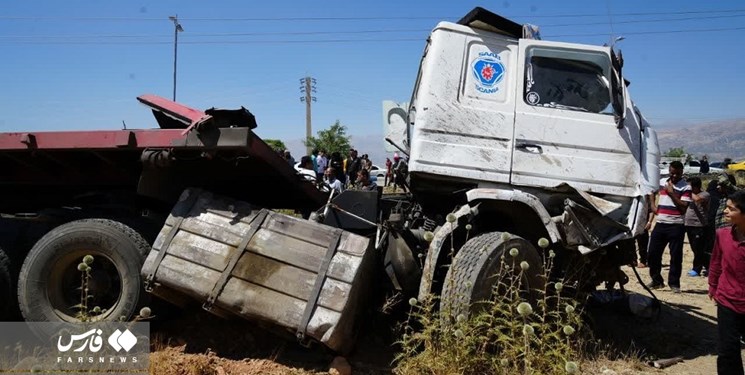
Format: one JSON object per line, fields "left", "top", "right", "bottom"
{"left": 481, "top": 64, "right": 495, "bottom": 81}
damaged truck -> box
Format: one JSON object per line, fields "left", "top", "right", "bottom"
{"left": 0, "top": 7, "right": 659, "bottom": 354}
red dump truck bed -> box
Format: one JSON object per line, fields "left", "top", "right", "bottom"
{"left": 0, "top": 95, "right": 326, "bottom": 213}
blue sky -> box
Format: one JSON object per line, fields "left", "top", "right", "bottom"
{"left": 1, "top": 0, "right": 744, "bottom": 157}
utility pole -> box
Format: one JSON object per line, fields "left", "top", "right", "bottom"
{"left": 168, "top": 15, "right": 184, "bottom": 101}
{"left": 299, "top": 76, "right": 317, "bottom": 155}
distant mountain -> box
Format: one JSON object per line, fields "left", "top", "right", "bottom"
{"left": 654, "top": 120, "right": 745, "bottom": 162}
{"left": 285, "top": 119, "right": 745, "bottom": 168}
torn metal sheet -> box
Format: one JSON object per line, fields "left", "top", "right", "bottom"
{"left": 550, "top": 182, "right": 623, "bottom": 216}
{"left": 573, "top": 188, "right": 622, "bottom": 216}
{"left": 561, "top": 198, "right": 630, "bottom": 254}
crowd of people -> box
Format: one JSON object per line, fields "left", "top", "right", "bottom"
{"left": 639, "top": 160, "right": 744, "bottom": 373}
{"left": 278, "top": 147, "right": 410, "bottom": 195}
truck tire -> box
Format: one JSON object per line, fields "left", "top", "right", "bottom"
{"left": 0, "top": 248, "right": 11, "bottom": 319}
{"left": 17, "top": 219, "right": 150, "bottom": 323}
{"left": 441, "top": 231, "right": 544, "bottom": 319}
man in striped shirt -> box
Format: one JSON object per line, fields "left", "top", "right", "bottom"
{"left": 647, "top": 161, "right": 692, "bottom": 293}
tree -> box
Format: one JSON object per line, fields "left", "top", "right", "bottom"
{"left": 664, "top": 147, "right": 696, "bottom": 162}
{"left": 664, "top": 147, "right": 687, "bottom": 158}
{"left": 264, "top": 139, "right": 287, "bottom": 152}
{"left": 303, "top": 120, "right": 352, "bottom": 156}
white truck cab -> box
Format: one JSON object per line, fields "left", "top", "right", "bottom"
{"left": 406, "top": 15, "right": 656, "bottom": 198}
{"left": 386, "top": 7, "right": 660, "bottom": 257}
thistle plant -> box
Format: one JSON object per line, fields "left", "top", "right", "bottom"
{"left": 446, "top": 213, "right": 457, "bottom": 258}
{"left": 394, "top": 237, "right": 589, "bottom": 375}
{"left": 74, "top": 255, "right": 100, "bottom": 322}
{"left": 73, "top": 254, "right": 153, "bottom": 324}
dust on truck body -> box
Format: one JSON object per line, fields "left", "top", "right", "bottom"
{"left": 0, "top": 7, "right": 660, "bottom": 355}
{"left": 388, "top": 7, "right": 659, "bottom": 301}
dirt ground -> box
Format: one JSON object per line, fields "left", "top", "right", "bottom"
{"left": 149, "top": 239, "right": 743, "bottom": 375}
{"left": 586, "top": 239, "right": 745, "bottom": 375}
{"left": 148, "top": 302, "right": 397, "bottom": 375}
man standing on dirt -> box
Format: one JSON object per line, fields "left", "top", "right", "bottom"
{"left": 684, "top": 177, "right": 710, "bottom": 277}
{"left": 393, "top": 154, "right": 409, "bottom": 193}
{"left": 646, "top": 161, "right": 691, "bottom": 293}
{"left": 384, "top": 157, "right": 393, "bottom": 187}
{"left": 715, "top": 173, "right": 740, "bottom": 229}
{"left": 708, "top": 190, "right": 745, "bottom": 375}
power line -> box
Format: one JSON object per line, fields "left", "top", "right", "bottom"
{"left": 0, "top": 38, "right": 424, "bottom": 45}
{"left": 0, "top": 28, "right": 429, "bottom": 39}
{"left": 1, "top": 8, "right": 745, "bottom": 22}
{"left": 1, "top": 13, "right": 744, "bottom": 41}
{"left": 542, "top": 13, "right": 745, "bottom": 27}
{"left": 1, "top": 23, "right": 744, "bottom": 46}
{"left": 2, "top": 23, "right": 745, "bottom": 45}
{"left": 527, "top": 8, "right": 745, "bottom": 18}
{"left": 547, "top": 25, "right": 745, "bottom": 38}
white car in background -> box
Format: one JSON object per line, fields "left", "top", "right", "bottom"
{"left": 660, "top": 159, "right": 723, "bottom": 176}
{"left": 370, "top": 165, "right": 387, "bottom": 181}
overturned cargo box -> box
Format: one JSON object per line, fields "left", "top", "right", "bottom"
{"left": 141, "top": 188, "right": 374, "bottom": 353}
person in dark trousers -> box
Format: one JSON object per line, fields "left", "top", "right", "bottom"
{"left": 393, "top": 154, "right": 409, "bottom": 193}
{"left": 384, "top": 157, "right": 393, "bottom": 186}
{"left": 715, "top": 174, "right": 740, "bottom": 229}
{"left": 646, "top": 161, "right": 691, "bottom": 293}
{"left": 345, "top": 149, "right": 362, "bottom": 189}
{"left": 708, "top": 190, "right": 745, "bottom": 375}
{"left": 684, "top": 177, "right": 710, "bottom": 277}
{"left": 704, "top": 178, "right": 724, "bottom": 276}
{"left": 700, "top": 155, "right": 710, "bottom": 174}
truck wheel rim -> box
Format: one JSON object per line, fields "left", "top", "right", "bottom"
{"left": 47, "top": 251, "right": 123, "bottom": 322}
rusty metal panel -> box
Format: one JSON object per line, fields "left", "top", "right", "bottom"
{"left": 141, "top": 189, "right": 375, "bottom": 354}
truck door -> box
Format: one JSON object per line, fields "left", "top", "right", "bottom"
{"left": 408, "top": 28, "right": 518, "bottom": 185}
{"left": 511, "top": 39, "right": 641, "bottom": 197}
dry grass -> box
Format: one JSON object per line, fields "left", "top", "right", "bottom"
{"left": 150, "top": 346, "right": 322, "bottom": 375}
{"left": 394, "top": 239, "right": 591, "bottom": 375}
{"left": 149, "top": 342, "right": 323, "bottom": 375}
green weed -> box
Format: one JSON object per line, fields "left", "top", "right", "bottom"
{"left": 394, "top": 239, "right": 586, "bottom": 375}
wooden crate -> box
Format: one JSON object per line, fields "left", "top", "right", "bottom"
{"left": 141, "top": 188, "right": 374, "bottom": 353}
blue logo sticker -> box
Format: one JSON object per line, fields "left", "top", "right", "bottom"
{"left": 471, "top": 53, "right": 505, "bottom": 94}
